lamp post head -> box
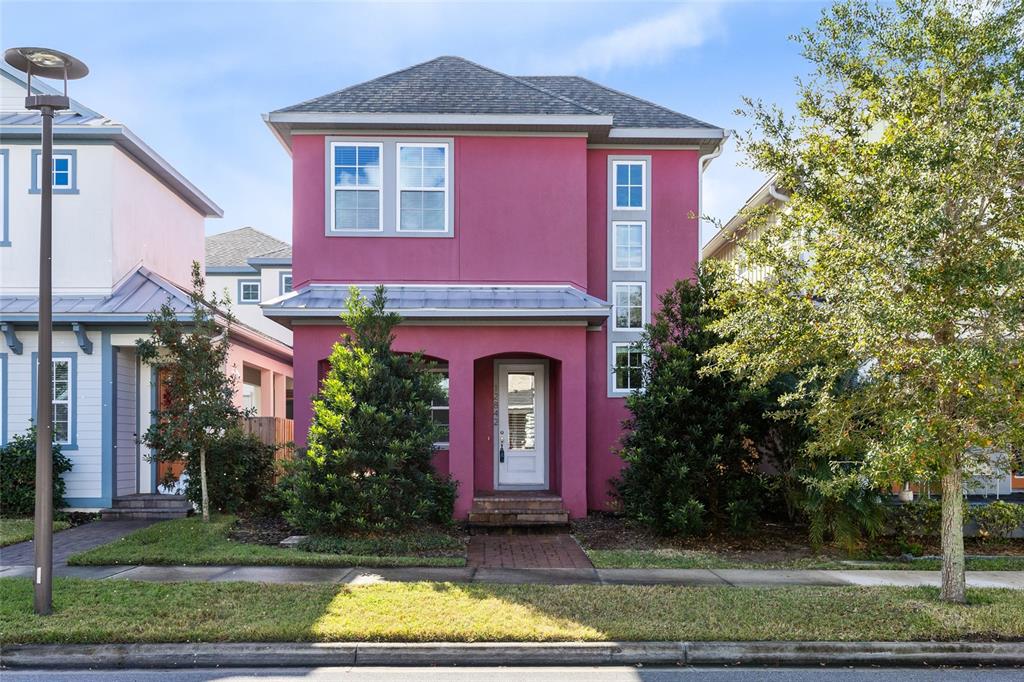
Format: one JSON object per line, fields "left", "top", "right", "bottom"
{"left": 4, "top": 47, "right": 88, "bottom": 112}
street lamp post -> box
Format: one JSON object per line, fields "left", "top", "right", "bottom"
{"left": 3, "top": 47, "right": 88, "bottom": 616}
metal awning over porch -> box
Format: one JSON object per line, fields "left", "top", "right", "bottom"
{"left": 262, "top": 284, "right": 611, "bottom": 326}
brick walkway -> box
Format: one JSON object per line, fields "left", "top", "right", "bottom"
{"left": 0, "top": 519, "right": 154, "bottom": 567}
{"left": 467, "top": 533, "right": 593, "bottom": 569}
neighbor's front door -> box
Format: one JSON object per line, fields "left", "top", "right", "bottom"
{"left": 496, "top": 362, "right": 547, "bottom": 488}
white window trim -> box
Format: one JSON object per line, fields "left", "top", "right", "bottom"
{"left": 611, "top": 281, "right": 647, "bottom": 332}
{"left": 612, "top": 160, "right": 647, "bottom": 211}
{"left": 51, "top": 358, "right": 71, "bottom": 445}
{"left": 396, "top": 142, "right": 450, "bottom": 234}
{"left": 429, "top": 367, "right": 450, "bottom": 448}
{"left": 329, "top": 141, "right": 384, "bottom": 233}
{"left": 610, "top": 342, "right": 644, "bottom": 394}
{"left": 612, "top": 220, "right": 646, "bottom": 271}
{"left": 240, "top": 281, "right": 262, "bottom": 303}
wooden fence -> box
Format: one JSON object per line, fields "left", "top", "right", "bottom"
{"left": 241, "top": 416, "right": 295, "bottom": 477}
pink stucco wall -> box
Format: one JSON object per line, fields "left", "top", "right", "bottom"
{"left": 289, "top": 136, "right": 701, "bottom": 516}
{"left": 583, "top": 148, "right": 701, "bottom": 509}
{"left": 293, "top": 324, "right": 588, "bottom": 517}
{"left": 292, "top": 135, "right": 588, "bottom": 288}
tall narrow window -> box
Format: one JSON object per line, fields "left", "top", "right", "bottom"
{"left": 332, "top": 143, "right": 382, "bottom": 231}
{"left": 612, "top": 344, "right": 643, "bottom": 392}
{"left": 612, "top": 282, "right": 645, "bottom": 331}
{"left": 430, "top": 367, "right": 450, "bottom": 447}
{"left": 51, "top": 358, "right": 71, "bottom": 444}
{"left": 398, "top": 143, "right": 448, "bottom": 232}
{"left": 613, "top": 221, "right": 645, "bottom": 270}
{"left": 281, "top": 273, "right": 293, "bottom": 294}
{"left": 613, "top": 161, "right": 645, "bottom": 210}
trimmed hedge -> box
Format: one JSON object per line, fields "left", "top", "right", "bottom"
{"left": 0, "top": 428, "right": 72, "bottom": 517}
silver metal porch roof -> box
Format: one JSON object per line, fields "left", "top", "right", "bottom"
{"left": 262, "top": 284, "right": 610, "bottom": 325}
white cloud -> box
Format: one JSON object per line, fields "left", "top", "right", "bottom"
{"left": 542, "top": 2, "right": 727, "bottom": 74}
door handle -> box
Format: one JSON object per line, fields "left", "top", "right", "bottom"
{"left": 499, "top": 432, "right": 505, "bottom": 463}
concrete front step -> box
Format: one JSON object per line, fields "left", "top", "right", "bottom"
{"left": 471, "top": 496, "right": 565, "bottom": 512}
{"left": 112, "top": 496, "right": 191, "bottom": 510}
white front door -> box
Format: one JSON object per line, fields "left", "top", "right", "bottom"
{"left": 496, "top": 362, "right": 547, "bottom": 488}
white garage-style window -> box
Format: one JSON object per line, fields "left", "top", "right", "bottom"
{"left": 612, "top": 221, "right": 645, "bottom": 271}
{"left": 612, "top": 282, "right": 646, "bottom": 331}
{"left": 331, "top": 143, "right": 383, "bottom": 231}
{"left": 613, "top": 160, "right": 645, "bottom": 210}
{"left": 397, "top": 143, "right": 448, "bottom": 232}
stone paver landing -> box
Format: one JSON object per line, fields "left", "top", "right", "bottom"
{"left": 467, "top": 533, "right": 593, "bottom": 569}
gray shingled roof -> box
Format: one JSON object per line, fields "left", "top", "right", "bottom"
{"left": 263, "top": 284, "right": 610, "bottom": 323}
{"left": 206, "top": 227, "right": 291, "bottom": 268}
{"left": 274, "top": 56, "right": 714, "bottom": 129}
{"left": 517, "top": 75, "right": 715, "bottom": 129}
{"left": 0, "top": 267, "right": 192, "bottom": 321}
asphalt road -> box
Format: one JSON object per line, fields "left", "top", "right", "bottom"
{"left": 4, "top": 667, "right": 1021, "bottom": 681}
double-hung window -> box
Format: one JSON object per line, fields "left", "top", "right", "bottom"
{"left": 612, "top": 282, "right": 645, "bottom": 331}
{"left": 332, "top": 143, "right": 382, "bottom": 231}
{"left": 613, "top": 221, "right": 645, "bottom": 271}
{"left": 51, "top": 358, "right": 71, "bottom": 444}
{"left": 430, "top": 367, "right": 450, "bottom": 447}
{"left": 613, "top": 161, "right": 645, "bottom": 210}
{"left": 612, "top": 343, "right": 644, "bottom": 393}
{"left": 398, "top": 143, "right": 448, "bottom": 232}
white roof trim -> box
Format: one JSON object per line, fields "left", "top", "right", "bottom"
{"left": 265, "top": 112, "right": 614, "bottom": 126}
{"left": 608, "top": 127, "right": 726, "bottom": 139}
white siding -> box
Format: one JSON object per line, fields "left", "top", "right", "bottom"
{"left": 206, "top": 270, "right": 293, "bottom": 345}
{"left": 4, "top": 331, "right": 104, "bottom": 501}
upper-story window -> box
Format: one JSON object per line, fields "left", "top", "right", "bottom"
{"left": 281, "top": 272, "right": 293, "bottom": 294}
{"left": 612, "top": 343, "right": 644, "bottom": 393}
{"left": 398, "top": 143, "right": 448, "bottom": 232}
{"left": 239, "top": 279, "right": 261, "bottom": 304}
{"left": 31, "top": 149, "right": 79, "bottom": 195}
{"left": 613, "top": 221, "right": 645, "bottom": 271}
{"left": 613, "top": 160, "right": 645, "bottom": 210}
{"left": 612, "top": 282, "right": 646, "bottom": 331}
{"left": 331, "top": 143, "right": 382, "bottom": 231}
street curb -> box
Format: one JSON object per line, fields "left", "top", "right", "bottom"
{"left": 2, "top": 641, "right": 1023, "bottom": 669}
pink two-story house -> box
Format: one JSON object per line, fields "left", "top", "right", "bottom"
{"left": 262, "top": 57, "right": 726, "bottom": 521}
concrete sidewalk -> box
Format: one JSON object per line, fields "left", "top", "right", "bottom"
{"left": 2, "top": 563, "right": 1023, "bottom": 588}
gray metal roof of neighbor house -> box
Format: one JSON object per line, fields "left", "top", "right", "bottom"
{"left": 262, "top": 284, "right": 611, "bottom": 326}
{"left": 0, "top": 64, "right": 222, "bottom": 217}
{"left": 206, "top": 227, "right": 292, "bottom": 269}
{"left": 264, "top": 56, "right": 726, "bottom": 150}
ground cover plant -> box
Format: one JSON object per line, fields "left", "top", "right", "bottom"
{"left": 0, "top": 519, "right": 70, "bottom": 547}
{"left": 2, "top": 579, "right": 1023, "bottom": 644}
{"left": 67, "top": 515, "right": 466, "bottom": 568}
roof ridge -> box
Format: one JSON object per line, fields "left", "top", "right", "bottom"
{"left": 272, "top": 56, "right": 450, "bottom": 113}
{"left": 522, "top": 74, "right": 716, "bottom": 128}
{"left": 449, "top": 57, "right": 603, "bottom": 116}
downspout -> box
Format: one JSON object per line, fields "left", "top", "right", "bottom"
{"left": 697, "top": 131, "right": 732, "bottom": 262}
{"left": 768, "top": 183, "right": 790, "bottom": 203}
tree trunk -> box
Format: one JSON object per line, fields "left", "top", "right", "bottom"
{"left": 939, "top": 462, "right": 966, "bottom": 603}
{"left": 199, "top": 445, "right": 210, "bottom": 522}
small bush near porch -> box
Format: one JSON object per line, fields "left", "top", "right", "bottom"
{"left": 282, "top": 285, "right": 456, "bottom": 533}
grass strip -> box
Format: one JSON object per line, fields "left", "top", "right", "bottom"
{"left": 0, "top": 518, "right": 70, "bottom": 547}
{"left": 67, "top": 516, "right": 464, "bottom": 568}
{"left": 586, "top": 548, "right": 1024, "bottom": 571}
{"left": 1, "top": 578, "right": 1022, "bottom": 644}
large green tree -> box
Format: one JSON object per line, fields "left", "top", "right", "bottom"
{"left": 709, "top": 0, "right": 1024, "bottom": 602}
{"left": 137, "top": 262, "right": 241, "bottom": 522}
{"left": 284, "top": 286, "right": 456, "bottom": 533}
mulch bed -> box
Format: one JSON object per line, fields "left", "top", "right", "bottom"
{"left": 227, "top": 516, "right": 297, "bottom": 546}
{"left": 572, "top": 512, "right": 1024, "bottom": 560}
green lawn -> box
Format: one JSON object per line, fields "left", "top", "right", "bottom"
{"left": 68, "top": 516, "right": 465, "bottom": 568}
{"left": 1, "top": 578, "right": 1022, "bottom": 644}
{"left": 586, "top": 548, "right": 1024, "bottom": 571}
{"left": 0, "top": 518, "right": 70, "bottom": 547}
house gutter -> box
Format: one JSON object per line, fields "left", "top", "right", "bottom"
{"left": 696, "top": 131, "right": 731, "bottom": 261}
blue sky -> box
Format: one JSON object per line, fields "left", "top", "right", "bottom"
{"left": 2, "top": 0, "right": 830, "bottom": 246}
